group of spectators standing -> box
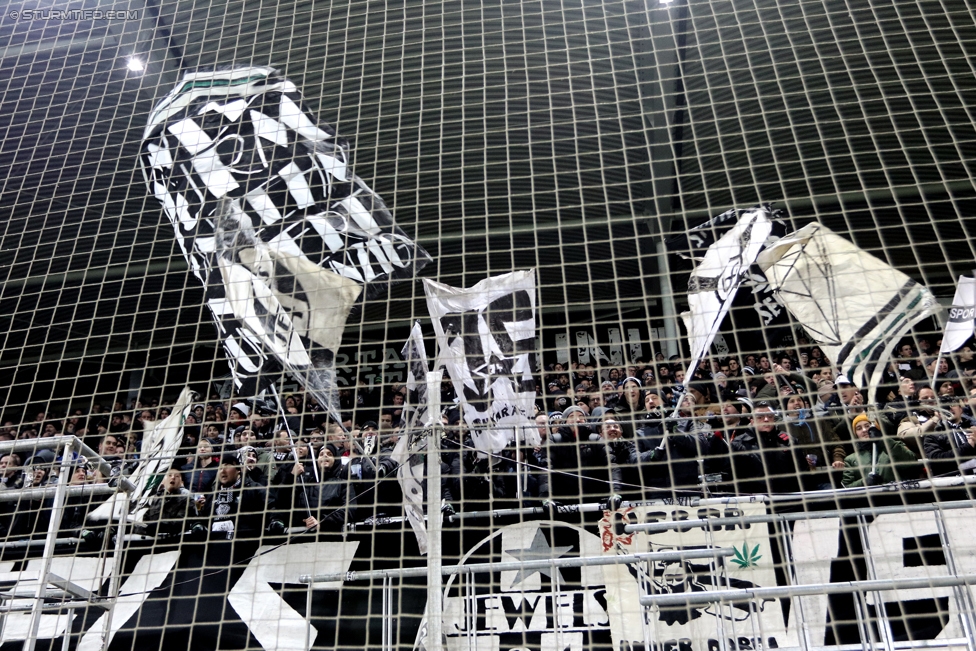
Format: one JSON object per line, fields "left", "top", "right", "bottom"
{"left": 0, "top": 332, "right": 974, "bottom": 544}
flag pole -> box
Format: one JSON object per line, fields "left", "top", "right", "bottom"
{"left": 269, "top": 385, "right": 314, "bottom": 519}
{"left": 425, "top": 370, "right": 444, "bottom": 651}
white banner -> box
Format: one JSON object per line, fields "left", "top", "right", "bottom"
{"left": 424, "top": 270, "right": 540, "bottom": 455}
{"left": 940, "top": 275, "right": 976, "bottom": 354}
{"left": 599, "top": 502, "right": 785, "bottom": 651}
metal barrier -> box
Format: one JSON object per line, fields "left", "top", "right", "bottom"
{"left": 0, "top": 436, "right": 134, "bottom": 651}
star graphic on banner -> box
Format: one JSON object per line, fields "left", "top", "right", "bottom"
{"left": 504, "top": 528, "right": 574, "bottom": 588}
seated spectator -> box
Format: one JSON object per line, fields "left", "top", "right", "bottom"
{"left": 598, "top": 410, "right": 642, "bottom": 499}
{"left": 937, "top": 381, "right": 958, "bottom": 399}
{"left": 637, "top": 398, "right": 730, "bottom": 493}
{"left": 896, "top": 387, "right": 943, "bottom": 457}
{"left": 729, "top": 401, "right": 799, "bottom": 494}
{"left": 715, "top": 402, "right": 748, "bottom": 440}
{"left": 0, "top": 454, "right": 23, "bottom": 491}
{"left": 545, "top": 406, "right": 620, "bottom": 505}
{"left": 599, "top": 381, "right": 619, "bottom": 410}
{"left": 614, "top": 377, "right": 644, "bottom": 440}
{"left": 203, "top": 423, "right": 225, "bottom": 445}
{"left": 272, "top": 441, "right": 331, "bottom": 530}
{"left": 94, "top": 432, "right": 135, "bottom": 479}
{"left": 843, "top": 414, "right": 919, "bottom": 487}
{"left": 782, "top": 394, "right": 845, "bottom": 490}
{"left": 60, "top": 464, "right": 109, "bottom": 544}
{"left": 670, "top": 393, "right": 710, "bottom": 435}
{"left": 950, "top": 344, "right": 976, "bottom": 379}
{"left": 23, "top": 458, "right": 51, "bottom": 489}
{"left": 239, "top": 445, "right": 272, "bottom": 486}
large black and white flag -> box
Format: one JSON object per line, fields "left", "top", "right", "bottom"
{"left": 668, "top": 204, "right": 790, "bottom": 334}
{"left": 392, "top": 321, "right": 431, "bottom": 553}
{"left": 940, "top": 276, "right": 976, "bottom": 354}
{"left": 424, "top": 270, "right": 541, "bottom": 456}
{"left": 758, "top": 222, "right": 939, "bottom": 403}
{"left": 675, "top": 207, "right": 779, "bottom": 381}
{"left": 140, "top": 66, "right": 430, "bottom": 418}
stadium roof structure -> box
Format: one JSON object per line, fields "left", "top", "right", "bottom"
{"left": 1, "top": 0, "right": 975, "bottom": 406}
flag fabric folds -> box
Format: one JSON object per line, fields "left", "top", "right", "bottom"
{"left": 140, "top": 66, "right": 431, "bottom": 417}
{"left": 392, "top": 321, "right": 432, "bottom": 554}
{"left": 424, "top": 270, "right": 541, "bottom": 456}
{"left": 668, "top": 204, "right": 790, "bottom": 335}
{"left": 757, "top": 222, "right": 939, "bottom": 403}
{"left": 940, "top": 276, "right": 976, "bottom": 354}
{"left": 88, "top": 387, "right": 196, "bottom": 522}
{"left": 676, "top": 206, "right": 779, "bottom": 381}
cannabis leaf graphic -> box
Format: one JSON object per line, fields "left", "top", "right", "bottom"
{"left": 730, "top": 542, "right": 762, "bottom": 568}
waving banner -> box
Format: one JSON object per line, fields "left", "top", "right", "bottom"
{"left": 668, "top": 205, "right": 790, "bottom": 343}
{"left": 675, "top": 206, "right": 779, "bottom": 381}
{"left": 757, "top": 223, "right": 939, "bottom": 403}
{"left": 392, "top": 320, "right": 433, "bottom": 554}
{"left": 939, "top": 275, "right": 976, "bottom": 354}
{"left": 140, "top": 66, "right": 430, "bottom": 417}
{"left": 424, "top": 270, "right": 541, "bottom": 456}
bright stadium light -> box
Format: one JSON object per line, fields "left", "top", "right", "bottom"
{"left": 126, "top": 56, "right": 146, "bottom": 72}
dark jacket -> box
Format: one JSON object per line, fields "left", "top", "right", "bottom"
{"left": 784, "top": 412, "right": 846, "bottom": 490}
{"left": 923, "top": 425, "right": 976, "bottom": 477}
{"left": 207, "top": 475, "right": 268, "bottom": 539}
{"left": 182, "top": 460, "right": 218, "bottom": 494}
{"left": 729, "top": 428, "right": 799, "bottom": 494}
{"left": 546, "top": 424, "right": 621, "bottom": 502}
{"left": 144, "top": 485, "right": 193, "bottom": 536}
{"left": 271, "top": 458, "right": 319, "bottom": 525}
{"left": 305, "top": 461, "right": 357, "bottom": 530}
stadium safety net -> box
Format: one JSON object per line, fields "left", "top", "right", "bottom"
{"left": 1, "top": 0, "right": 976, "bottom": 650}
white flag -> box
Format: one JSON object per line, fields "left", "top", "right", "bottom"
{"left": 393, "top": 321, "right": 431, "bottom": 554}
{"left": 88, "top": 387, "right": 196, "bottom": 522}
{"left": 423, "top": 270, "right": 541, "bottom": 456}
{"left": 940, "top": 276, "right": 976, "bottom": 354}
{"left": 680, "top": 206, "right": 776, "bottom": 380}
{"left": 758, "top": 223, "right": 939, "bottom": 403}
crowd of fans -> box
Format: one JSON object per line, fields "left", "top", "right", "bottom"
{"left": 0, "top": 330, "right": 975, "bottom": 545}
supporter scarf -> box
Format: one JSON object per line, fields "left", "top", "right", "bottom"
{"left": 213, "top": 477, "right": 243, "bottom": 521}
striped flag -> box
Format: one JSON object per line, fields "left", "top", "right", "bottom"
{"left": 140, "top": 66, "right": 430, "bottom": 418}
{"left": 758, "top": 222, "right": 939, "bottom": 403}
